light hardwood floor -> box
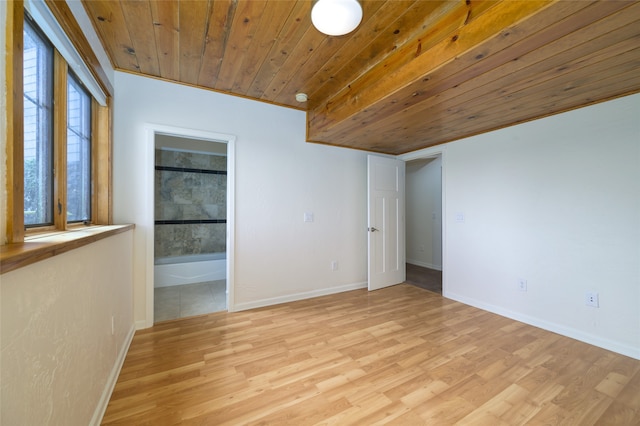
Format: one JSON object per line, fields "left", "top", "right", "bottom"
{"left": 102, "top": 284, "right": 640, "bottom": 425}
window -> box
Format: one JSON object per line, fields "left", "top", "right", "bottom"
{"left": 3, "top": 2, "right": 113, "bottom": 250}
{"left": 21, "top": 13, "right": 96, "bottom": 230}
{"left": 66, "top": 72, "right": 92, "bottom": 223}
{"left": 23, "top": 16, "right": 54, "bottom": 227}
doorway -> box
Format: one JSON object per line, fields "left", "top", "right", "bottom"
{"left": 153, "top": 135, "right": 228, "bottom": 321}
{"left": 144, "top": 124, "right": 236, "bottom": 327}
{"left": 405, "top": 155, "right": 443, "bottom": 293}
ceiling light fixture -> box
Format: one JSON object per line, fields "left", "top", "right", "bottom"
{"left": 295, "top": 93, "right": 308, "bottom": 102}
{"left": 311, "top": 0, "right": 363, "bottom": 36}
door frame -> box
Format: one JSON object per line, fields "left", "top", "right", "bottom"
{"left": 144, "top": 124, "right": 236, "bottom": 328}
{"left": 399, "top": 147, "right": 446, "bottom": 296}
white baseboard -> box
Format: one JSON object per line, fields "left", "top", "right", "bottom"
{"left": 406, "top": 259, "right": 442, "bottom": 271}
{"left": 90, "top": 323, "right": 136, "bottom": 426}
{"left": 232, "top": 282, "right": 368, "bottom": 312}
{"left": 135, "top": 319, "right": 149, "bottom": 330}
{"left": 444, "top": 290, "right": 640, "bottom": 361}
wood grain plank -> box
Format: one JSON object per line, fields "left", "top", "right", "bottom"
{"left": 196, "top": 0, "right": 236, "bottom": 88}
{"left": 92, "top": 97, "right": 113, "bottom": 225}
{"left": 214, "top": 0, "right": 269, "bottom": 91}
{"left": 102, "top": 284, "right": 640, "bottom": 424}
{"left": 5, "top": 0, "right": 25, "bottom": 243}
{"left": 437, "top": 51, "right": 640, "bottom": 134}
{"left": 53, "top": 51, "right": 68, "bottom": 230}
{"left": 149, "top": 0, "right": 179, "bottom": 81}
{"left": 226, "top": 1, "right": 297, "bottom": 95}
{"left": 0, "top": 224, "right": 134, "bottom": 274}
{"left": 598, "top": 368, "right": 640, "bottom": 425}
{"left": 119, "top": 0, "right": 160, "bottom": 76}
{"left": 246, "top": 0, "right": 311, "bottom": 100}
{"left": 178, "top": 0, "right": 210, "bottom": 85}
{"left": 260, "top": 24, "right": 328, "bottom": 103}
{"left": 81, "top": 0, "right": 139, "bottom": 72}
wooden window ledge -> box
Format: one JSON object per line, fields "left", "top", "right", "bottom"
{"left": 0, "top": 224, "right": 135, "bottom": 274}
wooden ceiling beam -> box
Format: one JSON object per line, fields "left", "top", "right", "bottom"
{"left": 308, "top": 0, "right": 638, "bottom": 154}
{"left": 333, "top": 47, "right": 640, "bottom": 154}
{"left": 323, "top": 4, "right": 640, "bottom": 153}
{"left": 306, "top": 0, "right": 464, "bottom": 108}
{"left": 308, "top": 0, "right": 555, "bottom": 138}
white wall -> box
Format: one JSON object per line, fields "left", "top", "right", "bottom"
{"left": 0, "top": 6, "right": 132, "bottom": 424}
{"left": 441, "top": 94, "right": 640, "bottom": 359}
{"left": 1, "top": 231, "right": 135, "bottom": 425}
{"left": 113, "top": 72, "right": 369, "bottom": 325}
{"left": 406, "top": 156, "right": 442, "bottom": 270}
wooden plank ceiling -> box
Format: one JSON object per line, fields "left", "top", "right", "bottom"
{"left": 82, "top": 0, "right": 640, "bottom": 155}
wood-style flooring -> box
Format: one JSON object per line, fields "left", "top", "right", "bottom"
{"left": 102, "top": 284, "right": 640, "bottom": 425}
{"left": 405, "top": 263, "right": 442, "bottom": 294}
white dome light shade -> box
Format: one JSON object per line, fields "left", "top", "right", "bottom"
{"left": 311, "top": 0, "right": 363, "bottom": 36}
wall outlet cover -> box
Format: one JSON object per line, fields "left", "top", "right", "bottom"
{"left": 517, "top": 279, "right": 527, "bottom": 292}
{"left": 585, "top": 291, "right": 599, "bottom": 308}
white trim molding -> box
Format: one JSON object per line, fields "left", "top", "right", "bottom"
{"left": 446, "top": 291, "right": 640, "bottom": 361}
{"left": 90, "top": 323, "right": 136, "bottom": 426}
{"left": 233, "top": 282, "right": 368, "bottom": 312}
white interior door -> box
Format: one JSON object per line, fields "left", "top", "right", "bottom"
{"left": 368, "top": 155, "right": 406, "bottom": 291}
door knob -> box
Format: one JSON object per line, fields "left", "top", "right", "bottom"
{"left": 368, "top": 227, "right": 379, "bottom": 232}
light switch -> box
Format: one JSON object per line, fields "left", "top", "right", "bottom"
{"left": 304, "top": 212, "right": 314, "bottom": 222}
{"left": 455, "top": 212, "right": 465, "bottom": 223}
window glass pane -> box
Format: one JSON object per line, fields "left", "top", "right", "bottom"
{"left": 23, "top": 17, "right": 54, "bottom": 226}
{"left": 67, "top": 73, "right": 91, "bottom": 222}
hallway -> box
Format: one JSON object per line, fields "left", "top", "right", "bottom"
{"left": 405, "top": 263, "right": 442, "bottom": 294}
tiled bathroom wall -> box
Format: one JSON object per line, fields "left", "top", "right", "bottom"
{"left": 154, "top": 149, "right": 227, "bottom": 258}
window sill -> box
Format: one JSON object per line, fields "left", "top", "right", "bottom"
{"left": 0, "top": 224, "right": 135, "bottom": 274}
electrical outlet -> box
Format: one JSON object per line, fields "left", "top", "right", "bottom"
{"left": 585, "top": 292, "right": 599, "bottom": 308}
{"left": 331, "top": 261, "right": 338, "bottom": 271}
{"left": 517, "top": 278, "right": 527, "bottom": 292}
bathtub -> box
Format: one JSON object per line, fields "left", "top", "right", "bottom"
{"left": 154, "top": 253, "right": 226, "bottom": 287}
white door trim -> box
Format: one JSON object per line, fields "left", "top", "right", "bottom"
{"left": 143, "top": 123, "right": 237, "bottom": 328}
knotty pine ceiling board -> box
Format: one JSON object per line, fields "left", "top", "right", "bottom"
{"left": 82, "top": 0, "right": 640, "bottom": 155}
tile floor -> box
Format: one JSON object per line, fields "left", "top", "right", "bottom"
{"left": 154, "top": 280, "right": 227, "bottom": 323}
